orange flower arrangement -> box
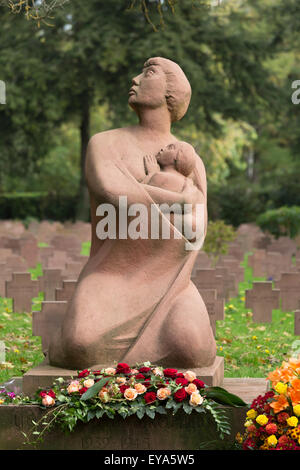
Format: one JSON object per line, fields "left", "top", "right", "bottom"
{"left": 237, "top": 355, "right": 300, "bottom": 450}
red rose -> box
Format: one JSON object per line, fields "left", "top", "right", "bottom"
{"left": 119, "top": 384, "right": 130, "bottom": 395}
{"left": 116, "top": 363, "right": 131, "bottom": 375}
{"left": 175, "top": 378, "right": 189, "bottom": 387}
{"left": 78, "top": 369, "right": 90, "bottom": 378}
{"left": 47, "top": 389, "right": 56, "bottom": 399}
{"left": 135, "top": 374, "right": 145, "bottom": 381}
{"left": 163, "top": 368, "right": 178, "bottom": 379}
{"left": 79, "top": 387, "right": 88, "bottom": 395}
{"left": 144, "top": 392, "right": 156, "bottom": 404}
{"left": 176, "top": 373, "right": 185, "bottom": 378}
{"left": 92, "top": 370, "right": 102, "bottom": 376}
{"left": 193, "top": 379, "right": 205, "bottom": 389}
{"left": 139, "top": 367, "right": 151, "bottom": 374}
{"left": 174, "top": 388, "right": 187, "bottom": 402}
{"left": 39, "top": 391, "right": 47, "bottom": 398}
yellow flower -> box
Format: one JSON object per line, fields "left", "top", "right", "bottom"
{"left": 287, "top": 416, "right": 298, "bottom": 427}
{"left": 275, "top": 382, "right": 287, "bottom": 395}
{"left": 256, "top": 414, "right": 268, "bottom": 426}
{"left": 265, "top": 349, "right": 270, "bottom": 355}
{"left": 293, "top": 405, "right": 300, "bottom": 417}
{"left": 257, "top": 345, "right": 261, "bottom": 350}
{"left": 252, "top": 336, "right": 257, "bottom": 341}
{"left": 244, "top": 420, "right": 253, "bottom": 427}
{"left": 267, "top": 435, "right": 277, "bottom": 447}
{"left": 247, "top": 409, "right": 257, "bottom": 419}
{"left": 0, "top": 399, "right": 4, "bottom": 405}
{"left": 219, "top": 346, "right": 223, "bottom": 351}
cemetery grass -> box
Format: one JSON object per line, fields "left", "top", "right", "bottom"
{"left": 216, "top": 254, "right": 297, "bottom": 378}
{"left": 0, "top": 250, "right": 298, "bottom": 384}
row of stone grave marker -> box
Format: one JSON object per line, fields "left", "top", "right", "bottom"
{"left": 0, "top": 221, "right": 300, "bottom": 353}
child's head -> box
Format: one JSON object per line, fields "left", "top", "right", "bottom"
{"left": 156, "top": 141, "right": 196, "bottom": 177}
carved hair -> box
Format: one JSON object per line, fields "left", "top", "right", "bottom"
{"left": 174, "top": 141, "right": 196, "bottom": 177}
{"left": 144, "top": 57, "right": 192, "bottom": 122}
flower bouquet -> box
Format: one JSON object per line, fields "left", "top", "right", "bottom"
{"left": 236, "top": 355, "right": 300, "bottom": 450}
{"left": 9, "top": 362, "right": 246, "bottom": 447}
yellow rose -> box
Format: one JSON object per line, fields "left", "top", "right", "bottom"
{"left": 116, "top": 377, "right": 126, "bottom": 385}
{"left": 104, "top": 367, "right": 116, "bottom": 376}
{"left": 157, "top": 387, "right": 171, "bottom": 400}
{"left": 67, "top": 380, "right": 82, "bottom": 394}
{"left": 275, "top": 382, "right": 287, "bottom": 395}
{"left": 41, "top": 395, "right": 55, "bottom": 407}
{"left": 293, "top": 405, "right": 300, "bottom": 417}
{"left": 189, "top": 392, "right": 203, "bottom": 407}
{"left": 267, "top": 435, "right": 277, "bottom": 447}
{"left": 287, "top": 416, "right": 298, "bottom": 427}
{"left": 152, "top": 367, "right": 163, "bottom": 376}
{"left": 185, "top": 383, "right": 198, "bottom": 395}
{"left": 134, "top": 383, "right": 147, "bottom": 395}
{"left": 256, "top": 414, "right": 268, "bottom": 426}
{"left": 247, "top": 409, "right": 257, "bottom": 419}
{"left": 83, "top": 378, "right": 95, "bottom": 389}
{"left": 98, "top": 387, "right": 110, "bottom": 403}
{"left": 0, "top": 399, "right": 4, "bottom": 405}
{"left": 124, "top": 388, "right": 138, "bottom": 401}
{"left": 184, "top": 370, "right": 197, "bottom": 382}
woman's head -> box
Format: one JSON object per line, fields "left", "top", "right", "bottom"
{"left": 129, "top": 57, "right": 191, "bottom": 122}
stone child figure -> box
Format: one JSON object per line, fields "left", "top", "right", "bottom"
{"left": 48, "top": 57, "right": 216, "bottom": 371}
{"left": 142, "top": 141, "right": 197, "bottom": 193}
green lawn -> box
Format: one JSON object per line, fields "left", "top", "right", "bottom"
{"left": 0, "top": 249, "right": 299, "bottom": 385}
{"left": 216, "top": 254, "right": 299, "bottom": 378}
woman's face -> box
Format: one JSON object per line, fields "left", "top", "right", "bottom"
{"left": 128, "top": 62, "right": 168, "bottom": 111}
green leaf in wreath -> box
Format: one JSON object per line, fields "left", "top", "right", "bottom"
{"left": 80, "top": 377, "right": 109, "bottom": 401}
{"left": 204, "top": 387, "right": 246, "bottom": 407}
{"left": 145, "top": 407, "right": 155, "bottom": 419}
{"left": 137, "top": 408, "right": 145, "bottom": 419}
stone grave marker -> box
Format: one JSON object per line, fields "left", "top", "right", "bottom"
{"left": 192, "top": 269, "right": 224, "bottom": 299}
{"left": 62, "top": 262, "right": 82, "bottom": 281}
{"left": 245, "top": 281, "right": 280, "bottom": 323}
{"left": 39, "top": 268, "right": 63, "bottom": 301}
{"left": 275, "top": 272, "right": 300, "bottom": 312}
{"left": 55, "top": 280, "right": 77, "bottom": 302}
{"left": 50, "top": 234, "right": 82, "bottom": 255}
{"left": 0, "top": 248, "right": 13, "bottom": 261}
{"left": 5, "top": 273, "right": 39, "bottom": 312}
{"left": 217, "top": 257, "right": 244, "bottom": 284}
{"left": 38, "top": 246, "right": 55, "bottom": 269}
{"left": 5, "top": 255, "right": 28, "bottom": 271}
{"left": 191, "top": 251, "right": 212, "bottom": 276}
{"left": 0, "top": 263, "right": 13, "bottom": 297}
{"left": 200, "top": 289, "right": 224, "bottom": 336}
{"left": 18, "top": 236, "right": 39, "bottom": 268}
{"left": 248, "top": 250, "right": 267, "bottom": 278}
{"left": 294, "top": 311, "right": 300, "bottom": 336}
{"left": 227, "top": 242, "right": 244, "bottom": 262}
{"left": 32, "top": 301, "right": 67, "bottom": 355}
{"left": 215, "top": 266, "right": 238, "bottom": 301}
{"left": 267, "top": 237, "right": 297, "bottom": 259}
{"left": 266, "top": 251, "right": 291, "bottom": 281}
{"left": 47, "top": 250, "right": 69, "bottom": 270}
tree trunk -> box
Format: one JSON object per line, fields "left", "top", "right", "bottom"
{"left": 76, "top": 92, "right": 91, "bottom": 221}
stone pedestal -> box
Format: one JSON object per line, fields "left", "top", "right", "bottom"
{"left": 22, "top": 357, "right": 224, "bottom": 396}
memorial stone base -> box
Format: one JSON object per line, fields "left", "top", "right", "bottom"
{"left": 22, "top": 356, "right": 225, "bottom": 397}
